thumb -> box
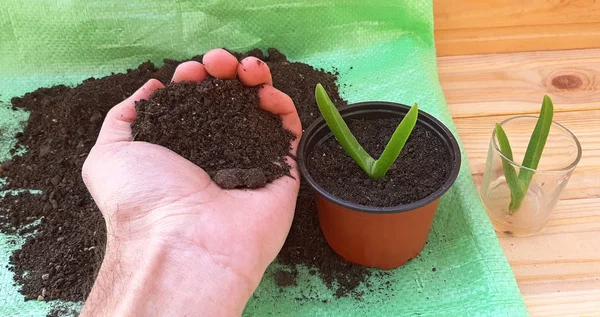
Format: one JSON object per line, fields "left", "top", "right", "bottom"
{"left": 96, "top": 79, "right": 164, "bottom": 145}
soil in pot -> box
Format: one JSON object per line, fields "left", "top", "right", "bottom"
{"left": 1, "top": 48, "right": 375, "bottom": 306}
{"left": 308, "top": 117, "right": 452, "bottom": 207}
{"left": 131, "top": 79, "right": 295, "bottom": 189}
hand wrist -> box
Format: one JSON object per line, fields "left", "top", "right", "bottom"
{"left": 83, "top": 229, "right": 256, "bottom": 316}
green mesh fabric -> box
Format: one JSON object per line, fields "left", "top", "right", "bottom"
{"left": 0, "top": 1, "right": 528, "bottom": 316}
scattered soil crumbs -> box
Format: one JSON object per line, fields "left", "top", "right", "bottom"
{"left": 274, "top": 270, "right": 297, "bottom": 287}
{"left": 276, "top": 180, "right": 375, "bottom": 297}
{"left": 47, "top": 306, "right": 79, "bottom": 317}
{"left": 309, "top": 118, "right": 452, "bottom": 207}
{"left": 0, "top": 48, "right": 372, "bottom": 307}
{"left": 131, "top": 79, "right": 294, "bottom": 189}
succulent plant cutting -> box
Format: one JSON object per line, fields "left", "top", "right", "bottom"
{"left": 315, "top": 83, "right": 418, "bottom": 179}
{"left": 495, "top": 95, "right": 554, "bottom": 213}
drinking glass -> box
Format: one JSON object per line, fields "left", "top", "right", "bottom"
{"left": 480, "top": 116, "right": 582, "bottom": 236}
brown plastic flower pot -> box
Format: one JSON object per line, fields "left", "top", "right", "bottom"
{"left": 298, "top": 102, "right": 461, "bottom": 270}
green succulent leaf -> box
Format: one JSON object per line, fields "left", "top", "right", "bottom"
{"left": 315, "top": 83, "right": 375, "bottom": 174}
{"left": 496, "top": 95, "right": 554, "bottom": 213}
{"left": 314, "top": 83, "right": 418, "bottom": 179}
{"left": 517, "top": 95, "right": 554, "bottom": 193}
{"left": 495, "top": 124, "right": 523, "bottom": 213}
{"left": 371, "top": 103, "right": 418, "bottom": 178}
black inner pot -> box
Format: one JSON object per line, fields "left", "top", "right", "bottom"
{"left": 297, "top": 101, "right": 462, "bottom": 214}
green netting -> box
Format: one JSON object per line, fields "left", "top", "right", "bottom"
{"left": 0, "top": 1, "right": 528, "bottom": 316}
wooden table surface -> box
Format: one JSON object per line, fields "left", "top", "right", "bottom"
{"left": 438, "top": 48, "right": 600, "bottom": 316}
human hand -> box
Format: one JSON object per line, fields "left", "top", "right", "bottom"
{"left": 81, "top": 49, "right": 301, "bottom": 317}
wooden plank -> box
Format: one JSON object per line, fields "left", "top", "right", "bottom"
{"left": 525, "top": 289, "right": 600, "bottom": 316}
{"left": 433, "top": 0, "right": 600, "bottom": 55}
{"left": 435, "top": 23, "right": 600, "bottom": 56}
{"left": 545, "top": 198, "right": 600, "bottom": 235}
{"left": 499, "top": 200, "right": 600, "bottom": 282}
{"left": 438, "top": 48, "right": 600, "bottom": 118}
{"left": 454, "top": 110, "right": 600, "bottom": 200}
{"left": 434, "top": 0, "right": 600, "bottom": 30}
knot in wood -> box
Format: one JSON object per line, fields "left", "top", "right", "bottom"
{"left": 551, "top": 75, "right": 583, "bottom": 90}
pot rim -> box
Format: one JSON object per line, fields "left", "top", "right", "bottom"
{"left": 298, "top": 101, "right": 462, "bottom": 214}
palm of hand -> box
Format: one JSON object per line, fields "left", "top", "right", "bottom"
{"left": 83, "top": 49, "right": 301, "bottom": 284}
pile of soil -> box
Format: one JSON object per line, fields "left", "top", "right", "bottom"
{"left": 276, "top": 179, "right": 374, "bottom": 295}
{"left": 0, "top": 48, "right": 369, "bottom": 306}
{"left": 1, "top": 61, "right": 180, "bottom": 302}
{"left": 131, "top": 79, "right": 294, "bottom": 189}
{"left": 308, "top": 118, "right": 451, "bottom": 207}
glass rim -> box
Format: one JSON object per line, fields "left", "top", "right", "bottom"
{"left": 491, "top": 115, "right": 582, "bottom": 173}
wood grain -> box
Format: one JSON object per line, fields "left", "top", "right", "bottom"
{"left": 435, "top": 24, "right": 600, "bottom": 56}
{"left": 435, "top": 0, "right": 600, "bottom": 30}
{"left": 438, "top": 49, "right": 600, "bottom": 118}
{"left": 439, "top": 48, "right": 600, "bottom": 316}
{"left": 526, "top": 289, "right": 600, "bottom": 316}
{"left": 434, "top": 0, "right": 600, "bottom": 55}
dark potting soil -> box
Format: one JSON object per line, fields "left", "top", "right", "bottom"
{"left": 0, "top": 48, "right": 369, "bottom": 306}
{"left": 0, "top": 192, "right": 46, "bottom": 236}
{"left": 131, "top": 79, "right": 294, "bottom": 189}
{"left": 274, "top": 270, "right": 297, "bottom": 287}
{"left": 0, "top": 60, "right": 182, "bottom": 303}
{"left": 308, "top": 118, "right": 452, "bottom": 207}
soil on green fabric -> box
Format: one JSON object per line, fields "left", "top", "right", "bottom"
{"left": 1, "top": 60, "right": 178, "bottom": 303}
{"left": 308, "top": 118, "right": 452, "bottom": 207}
{"left": 274, "top": 270, "right": 297, "bottom": 287}
{"left": 0, "top": 48, "right": 371, "bottom": 306}
{"left": 131, "top": 79, "right": 294, "bottom": 189}
{"left": 46, "top": 306, "right": 79, "bottom": 317}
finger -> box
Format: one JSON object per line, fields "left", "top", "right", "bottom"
{"left": 96, "top": 79, "right": 164, "bottom": 145}
{"left": 237, "top": 57, "right": 272, "bottom": 86}
{"left": 258, "top": 85, "right": 302, "bottom": 142}
{"left": 202, "top": 49, "right": 238, "bottom": 79}
{"left": 171, "top": 61, "right": 208, "bottom": 83}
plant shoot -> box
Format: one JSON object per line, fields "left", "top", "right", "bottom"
{"left": 495, "top": 95, "right": 554, "bottom": 213}
{"left": 315, "top": 83, "right": 418, "bottom": 179}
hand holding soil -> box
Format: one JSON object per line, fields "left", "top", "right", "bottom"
{"left": 80, "top": 49, "right": 301, "bottom": 316}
